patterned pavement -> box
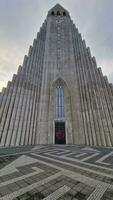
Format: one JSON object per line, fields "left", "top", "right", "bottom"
{"left": 0, "top": 145, "right": 113, "bottom": 199}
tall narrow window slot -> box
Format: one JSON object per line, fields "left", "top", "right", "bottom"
{"left": 51, "top": 11, "right": 55, "bottom": 16}
{"left": 55, "top": 85, "right": 64, "bottom": 118}
{"left": 63, "top": 12, "right": 66, "bottom": 16}
{"left": 57, "top": 11, "right": 60, "bottom": 16}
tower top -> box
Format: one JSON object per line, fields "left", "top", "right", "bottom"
{"left": 48, "top": 4, "right": 69, "bottom": 17}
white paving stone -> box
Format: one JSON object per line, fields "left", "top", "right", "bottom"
{"left": 0, "top": 172, "right": 62, "bottom": 200}
{"left": 31, "top": 153, "right": 113, "bottom": 189}
{"left": 87, "top": 184, "right": 108, "bottom": 200}
{"left": 80, "top": 152, "right": 99, "bottom": 161}
{"left": 43, "top": 185, "right": 70, "bottom": 200}
{"left": 0, "top": 167, "right": 44, "bottom": 187}
{"left": 96, "top": 151, "right": 113, "bottom": 165}
{"left": 0, "top": 145, "right": 113, "bottom": 200}
{"left": 0, "top": 155, "right": 38, "bottom": 176}
{"left": 36, "top": 153, "right": 113, "bottom": 178}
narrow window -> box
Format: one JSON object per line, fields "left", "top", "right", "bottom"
{"left": 57, "top": 11, "right": 60, "bottom": 16}
{"left": 63, "top": 12, "right": 66, "bottom": 16}
{"left": 55, "top": 85, "right": 64, "bottom": 118}
{"left": 51, "top": 11, "right": 54, "bottom": 16}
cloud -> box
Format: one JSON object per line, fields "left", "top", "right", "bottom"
{"left": 0, "top": 38, "right": 25, "bottom": 91}
{"left": 0, "top": 81, "right": 8, "bottom": 91}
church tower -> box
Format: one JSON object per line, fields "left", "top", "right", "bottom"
{"left": 0, "top": 4, "right": 113, "bottom": 147}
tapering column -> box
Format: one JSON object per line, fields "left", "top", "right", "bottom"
{"left": 0, "top": 75, "right": 18, "bottom": 146}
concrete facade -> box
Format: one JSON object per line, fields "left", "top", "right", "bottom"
{"left": 0, "top": 4, "right": 113, "bottom": 146}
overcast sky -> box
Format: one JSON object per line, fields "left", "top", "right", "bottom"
{"left": 0, "top": 0, "right": 113, "bottom": 91}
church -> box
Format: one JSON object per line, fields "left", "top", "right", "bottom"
{"left": 0, "top": 4, "right": 113, "bottom": 147}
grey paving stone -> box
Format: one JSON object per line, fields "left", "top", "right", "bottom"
{"left": 17, "top": 193, "right": 31, "bottom": 200}
{"left": 16, "top": 180, "right": 29, "bottom": 188}
{"left": 0, "top": 185, "right": 12, "bottom": 196}
{"left": 7, "top": 183, "right": 20, "bottom": 192}
{"left": 1, "top": 145, "right": 113, "bottom": 200}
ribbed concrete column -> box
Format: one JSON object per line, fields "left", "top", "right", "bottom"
{"left": 1, "top": 76, "right": 18, "bottom": 146}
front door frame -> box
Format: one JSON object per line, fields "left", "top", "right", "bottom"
{"left": 53, "top": 120, "right": 66, "bottom": 144}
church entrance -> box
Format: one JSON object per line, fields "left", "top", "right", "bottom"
{"left": 55, "top": 122, "right": 66, "bottom": 144}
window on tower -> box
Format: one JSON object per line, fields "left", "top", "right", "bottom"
{"left": 63, "top": 12, "right": 66, "bottom": 16}
{"left": 57, "top": 11, "right": 60, "bottom": 16}
{"left": 55, "top": 85, "right": 64, "bottom": 118}
{"left": 51, "top": 11, "right": 55, "bottom": 16}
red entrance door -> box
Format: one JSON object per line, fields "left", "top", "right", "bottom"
{"left": 55, "top": 122, "right": 66, "bottom": 144}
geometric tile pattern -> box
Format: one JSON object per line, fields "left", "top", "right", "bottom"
{"left": 0, "top": 145, "right": 113, "bottom": 199}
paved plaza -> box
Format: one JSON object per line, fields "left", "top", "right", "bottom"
{"left": 0, "top": 145, "right": 113, "bottom": 199}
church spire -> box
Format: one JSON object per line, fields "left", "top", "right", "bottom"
{"left": 48, "top": 4, "right": 69, "bottom": 17}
